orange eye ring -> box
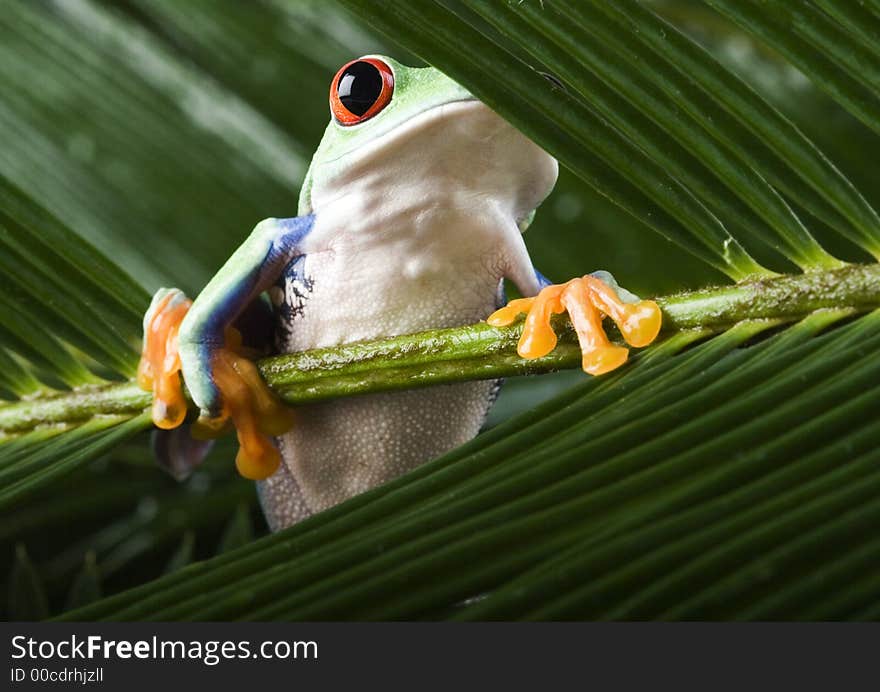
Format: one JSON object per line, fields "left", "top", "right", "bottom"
{"left": 329, "top": 57, "right": 394, "bottom": 126}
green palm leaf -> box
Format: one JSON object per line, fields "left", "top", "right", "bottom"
{"left": 0, "top": 175, "right": 152, "bottom": 512}
{"left": 2, "top": 0, "right": 879, "bottom": 620}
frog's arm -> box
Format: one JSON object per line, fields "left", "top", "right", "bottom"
{"left": 492, "top": 233, "right": 662, "bottom": 375}
{"left": 178, "top": 215, "right": 314, "bottom": 416}
{"left": 138, "top": 215, "right": 314, "bottom": 480}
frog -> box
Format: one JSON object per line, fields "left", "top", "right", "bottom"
{"left": 137, "top": 55, "right": 662, "bottom": 531}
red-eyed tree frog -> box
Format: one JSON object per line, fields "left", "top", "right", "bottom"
{"left": 138, "top": 56, "right": 661, "bottom": 531}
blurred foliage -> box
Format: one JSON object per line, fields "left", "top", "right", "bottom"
{"left": 1, "top": 0, "right": 879, "bottom": 619}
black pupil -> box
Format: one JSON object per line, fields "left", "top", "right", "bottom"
{"left": 337, "top": 61, "right": 383, "bottom": 116}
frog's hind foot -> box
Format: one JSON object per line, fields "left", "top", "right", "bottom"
{"left": 138, "top": 288, "right": 294, "bottom": 481}
{"left": 487, "top": 273, "right": 662, "bottom": 375}
{"left": 200, "top": 327, "right": 295, "bottom": 481}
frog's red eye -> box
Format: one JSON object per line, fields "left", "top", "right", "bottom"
{"left": 330, "top": 58, "right": 394, "bottom": 126}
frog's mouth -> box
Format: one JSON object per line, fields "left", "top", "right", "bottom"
{"left": 324, "top": 97, "right": 498, "bottom": 166}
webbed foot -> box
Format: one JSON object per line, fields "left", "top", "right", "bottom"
{"left": 138, "top": 289, "right": 191, "bottom": 429}
{"left": 487, "top": 273, "right": 661, "bottom": 375}
{"left": 200, "top": 327, "right": 295, "bottom": 480}
{"left": 138, "top": 289, "right": 294, "bottom": 480}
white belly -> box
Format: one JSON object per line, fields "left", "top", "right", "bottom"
{"left": 256, "top": 99, "right": 557, "bottom": 529}
{"left": 260, "top": 381, "right": 496, "bottom": 529}
{"left": 258, "top": 228, "right": 505, "bottom": 530}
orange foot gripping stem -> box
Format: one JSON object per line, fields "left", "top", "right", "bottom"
{"left": 137, "top": 289, "right": 294, "bottom": 480}
{"left": 487, "top": 274, "right": 662, "bottom": 375}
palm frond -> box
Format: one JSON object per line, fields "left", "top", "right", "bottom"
{"left": 0, "top": 175, "right": 152, "bottom": 509}
{"left": 706, "top": 0, "right": 880, "bottom": 139}
{"left": 62, "top": 309, "right": 880, "bottom": 620}
{"left": 339, "top": 0, "right": 880, "bottom": 269}
{"left": 2, "top": 0, "right": 879, "bottom": 619}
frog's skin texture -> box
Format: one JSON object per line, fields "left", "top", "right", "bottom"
{"left": 260, "top": 58, "right": 556, "bottom": 528}
{"left": 138, "top": 56, "right": 660, "bottom": 531}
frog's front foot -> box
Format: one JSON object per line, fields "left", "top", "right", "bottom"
{"left": 138, "top": 288, "right": 294, "bottom": 480}
{"left": 487, "top": 273, "right": 662, "bottom": 375}
{"left": 138, "top": 288, "right": 192, "bottom": 428}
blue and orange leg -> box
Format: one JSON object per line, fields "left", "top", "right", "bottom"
{"left": 488, "top": 272, "right": 662, "bottom": 375}
{"left": 138, "top": 216, "right": 313, "bottom": 480}
{"left": 138, "top": 290, "right": 294, "bottom": 480}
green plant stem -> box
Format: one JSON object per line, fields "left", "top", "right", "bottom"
{"left": 0, "top": 263, "right": 877, "bottom": 435}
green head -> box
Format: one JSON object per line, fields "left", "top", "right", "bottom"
{"left": 298, "top": 55, "right": 474, "bottom": 212}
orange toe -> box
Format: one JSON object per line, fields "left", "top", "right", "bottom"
{"left": 517, "top": 297, "right": 560, "bottom": 359}
{"left": 152, "top": 370, "right": 188, "bottom": 430}
{"left": 487, "top": 297, "right": 535, "bottom": 327}
{"left": 582, "top": 345, "right": 629, "bottom": 376}
{"left": 514, "top": 285, "right": 566, "bottom": 359}
{"left": 618, "top": 300, "right": 662, "bottom": 348}
{"left": 138, "top": 291, "right": 192, "bottom": 429}
{"left": 581, "top": 276, "right": 663, "bottom": 349}
{"left": 235, "top": 434, "right": 282, "bottom": 481}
